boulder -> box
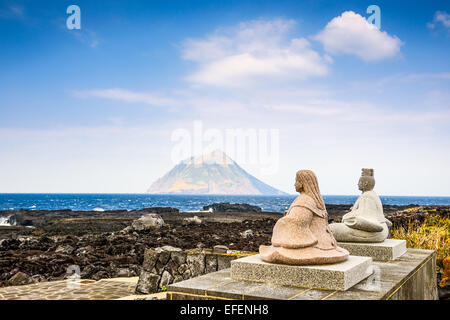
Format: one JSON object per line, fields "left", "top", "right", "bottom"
{"left": 30, "top": 274, "right": 47, "bottom": 283}
{"left": 186, "top": 252, "right": 206, "bottom": 277}
{"left": 213, "top": 245, "right": 228, "bottom": 253}
{"left": 205, "top": 254, "right": 218, "bottom": 273}
{"left": 55, "top": 245, "right": 75, "bottom": 255}
{"left": 240, "top": 229, "right": 254, "bottom": 238}
{"left": 8, "top": 272, "right": 31, "bottom": 286}
{"left": 178, "top": 264, "right": 189, "bottom": 275}
{"left": 166, "top": 259, "right": 179, "bottom": 276}
{"left": 159, "top": 270, "right": 174, "bottom": 289}
{"left": 182, "top": 269, "right": 191, "bottom": 280}
{"left": 131, "top": 214, "right": 164, "bottom": 231}
{"left": 196, "top": 242, "right": 205, "bottom": 249}
{"left": 171, "top": 251, "right": 187, "bottom": 266}
{"left": 217, "top": 254, "right": 238, "bottom": 271}
{"left": 135, "top": 270, "right": 160, "bottom": 294}
{"left": 142, "top": 248, "right": 161, "bottom": 272}
{"left": 161, "top": 245, "right": 182, "bottom": 252}
{"left": 182, "top": 216, "right": 202, "bottom": 225}
{"left": 115, "top": 268, "right": 133, "bottom": 277}
{"left": 80, "top": 265, "right": 99, "bottom": 279}
{"left": 158, "top": 250, "right": 171, "bottom": 265}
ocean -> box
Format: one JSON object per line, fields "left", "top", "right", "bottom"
{"left": 0, "top": 193, "right": 449, "bottom": 214}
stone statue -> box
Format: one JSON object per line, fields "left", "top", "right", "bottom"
{"left": 259, "top": 170, "right": 349, "bottom": 265}
{"left": 329, "top": 168, "right": 392, "bottom": 243}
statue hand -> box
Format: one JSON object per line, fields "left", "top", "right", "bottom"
{"left": 342, "top": 211, "right": 355, "bottom": 221}
{"left": 344, "top": 216, "right": 384, "bottom": 232}
{"left": 385, "top": 218, "right": 393, "bottom": 228}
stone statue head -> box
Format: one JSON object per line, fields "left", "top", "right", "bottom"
{"left": 295, "top": 170, "right": 325, "bottom": 210}
{"left": 358, "top": 168, "right": 375, "bottom": 191}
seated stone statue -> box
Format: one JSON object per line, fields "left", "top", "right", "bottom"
{"left": 329, "top": 168, "right": 392, "bottom": 243}
{"left": 260, "top": 170, "right": 349, "bottom": 265}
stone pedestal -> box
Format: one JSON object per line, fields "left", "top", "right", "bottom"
{"left": 167, "top": 249, "right": 437, "bottom": 300}
{"left": 337, "top": 239, "right": 407, "bottom": 261}
{"left": 230, "top": 254, "right": 372, "bottom": 291}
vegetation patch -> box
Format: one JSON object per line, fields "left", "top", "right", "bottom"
{"left": 391, "top": 214, "right": 449, "bottom": 270}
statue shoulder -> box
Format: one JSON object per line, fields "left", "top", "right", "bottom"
{"left": 360, "top": 190, "right": 380, "bottom": 201}
{"left": 290, "top": 194, "right": 326, "bottom": 218}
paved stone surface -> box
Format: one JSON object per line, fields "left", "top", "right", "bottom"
{"left": 167, "top": 248, "right": 437, "bottom": 300}
{"left": 231, "top": 254, "right": 373, "bottom": 291}
{"left": 0, "top": 277, "right": 149, "bottom": 300}
{"left": 337, "top": 239, "right": 407, "bottom": 261}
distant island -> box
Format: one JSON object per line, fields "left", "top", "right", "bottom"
{"left": 147, "top": 150, "right": 287, "bottom": 195}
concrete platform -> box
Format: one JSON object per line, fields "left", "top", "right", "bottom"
{"left": 230, "top": 254, "right": 372, "bottom": 291}
{"left": 337, "top": 239, "right": 407, "bottom": 261}
{"left": 167, "top": 248, "right": 437, "bottom": 300}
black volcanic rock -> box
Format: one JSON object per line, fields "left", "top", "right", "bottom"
{"left": 203, "top": 202, "right": 262, "bottom": 213}
{"left": 1, "top": 203, "right": 448, "bottom": 297}
{"left": 0, "top": 207, "right": 179, "bottom": 229}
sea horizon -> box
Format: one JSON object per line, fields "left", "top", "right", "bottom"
{"left": 1, "top": 193, "right": 449, "bottom": 213}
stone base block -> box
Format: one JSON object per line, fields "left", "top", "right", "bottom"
{"left": 167, "top": 249, "right": 437, "bottom": 300}
{"left": 337, "top": 239, "right": 407, "bottom": 261}
{"left": 230, "top": 254, "right": 372, "bottom": 291}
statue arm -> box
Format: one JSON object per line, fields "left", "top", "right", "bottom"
{"left": 271, "top": 206, "right": 318, "bottom": 248}
{"left": 342, "top": 196, "right": 361, "bottom": 221}
{"left": 343, "top": 216, "right": 384, "bottom": 232}
{"left": 343, "top": 195, "right": 384, "bottom": 232}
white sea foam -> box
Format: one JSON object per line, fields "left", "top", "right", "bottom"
{"left": 0, "top": 215, "right": 13, "bottom": 226}
{"left": 184, "top": 210, "right": 211, "bottom": 213}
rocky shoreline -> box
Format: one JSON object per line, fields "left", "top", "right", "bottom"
{"left": 0, "top": 203, "right": 448, "bottom": 299}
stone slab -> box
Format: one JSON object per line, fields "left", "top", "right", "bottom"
{"left": 0, "top": 277, "right": 139, "bottom": 300}
{"left": 337, "top": 239, "right": 407, "bottom": 261}
{"left": 167, "top": 248, "right": 437, "bottom": 300}
{"left": 230, "top": 254, "right": 373, "bottom": 291}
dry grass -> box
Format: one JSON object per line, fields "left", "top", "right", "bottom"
{"left": 390, "top": 214, "right": 449, "bottom": 269}
{"left": 221, "top": 251, "right": 257, "bottom": 257}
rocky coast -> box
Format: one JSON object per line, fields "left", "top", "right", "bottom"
{"left": 0, "top": 203, "right": 448, "bottom": 299}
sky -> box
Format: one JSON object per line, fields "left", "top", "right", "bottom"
{"left": 0, "top": 0, "right": 449, "bottom": 196}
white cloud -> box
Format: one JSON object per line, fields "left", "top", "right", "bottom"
{"left": 428, "top": 11, "right": 450, "bottom": 30}
{"left": 58, "top": 17, "right": 450, "bottom": 195}
{"left": 314, "top": 11, "right": 402, "bottom": 61}
{"left": 73, "top": 88, "right": 176, "bottom": 107}
{"left": 182, "top": 19, "right": 330, "bottom": 87}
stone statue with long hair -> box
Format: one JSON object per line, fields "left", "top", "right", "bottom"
{"left": 260, "top": 170, "right": 349, "bottom": 265}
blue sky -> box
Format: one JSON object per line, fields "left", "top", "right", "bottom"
{"left": 0, "top": 0, "right": 449, "bottom": 195}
